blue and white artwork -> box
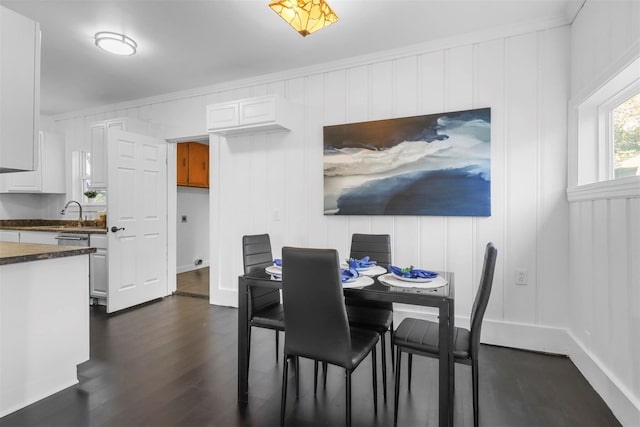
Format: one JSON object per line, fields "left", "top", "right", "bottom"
{"left": 323, "top": 108, "right": 491, "bottom": 216}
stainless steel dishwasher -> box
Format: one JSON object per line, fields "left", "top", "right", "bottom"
{"left": 55, "top": 232, "right": 89, "bottom": 247}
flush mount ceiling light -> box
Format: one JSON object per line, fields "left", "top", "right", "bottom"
{"left": 269, "top": 0, "right": 339, "bottom": 37}
{"left": 94, "top": 32, "right": 137, "bottom": 56}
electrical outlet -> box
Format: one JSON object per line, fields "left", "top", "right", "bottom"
{"left": 181, "top": 215, "right": 187, "bottom": 223}
{"left": 515, "top": 269, "right": 528, "bottom": 285}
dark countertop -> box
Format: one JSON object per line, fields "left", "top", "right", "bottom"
{"left": 0, "top": 242, "right": 96, "bottom": 266}
{"left": 0, "top": 219, "right": 107, "bottom": 234}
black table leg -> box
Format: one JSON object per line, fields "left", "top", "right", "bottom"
{"left": 238, "top": 276, "right": 249, "bottom": 402}
{"left": 438, "top": 300, "right": 453, "bottom": 427}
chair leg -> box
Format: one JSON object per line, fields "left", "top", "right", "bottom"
{"left": 247, "top": 327, "right": 252, "bottom": 375}
{"left": 295, "top": 356, "right": 300, "bottom": 400}
{"left": 472, "top": 357, "right": 479, "bottom": 427}
{"left": 393, "top": 346, "right": 402, "bottom": 427}
{"left": 390, "top": 321, "right": 395, "bottom": 372}
{"left": 275, "top": 330, "right": 279, "bottom": 362}
{"left": 280, "top": 356, "right": 289, "bottom": 426}
{"left": 345, "top": 370, "right": 352, "bottom": 427}
{"left": 323, "top": 362, "right": 328, "bottom": 389}
{"left": 314, "top": 360, "right": 319, "bottom": 395}
{"left": 408, "top": 353, "right": 413, "bottom": 391}
{"left": 380, "top": 331, "right": 387, "bottom": 402}
{"left": 372, "top": 345, "right": 378, "bottom": 414}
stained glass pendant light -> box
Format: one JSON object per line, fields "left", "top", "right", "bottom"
{"left": 269, "top": 0, "right": 339, "bottom": 37}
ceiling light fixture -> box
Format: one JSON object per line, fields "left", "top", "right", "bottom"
{"left": 94, "top": 32, "right": 137, "bottom": 56}
{"left": 269, "top": 0, "right": 339, "bottom": 37}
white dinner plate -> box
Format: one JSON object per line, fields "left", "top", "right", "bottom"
{"left": 265, "top": 265, "right": 282, "bottom": 275}
{"left": 379, "top": 273, "right": 447, "bottom": 289}
{"left": 341, "top": 264, "right": 387, "bottom": 277}
{"left": 390, "top": 272, "right": 435, "bottom": 283}
{"left": 342, "top": 276, "right": 374, "bottom": 289}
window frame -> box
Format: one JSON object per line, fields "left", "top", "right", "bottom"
{"left": 599, "top": 80, "right": 640, "bottom": 180}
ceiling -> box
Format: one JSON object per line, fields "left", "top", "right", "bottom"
{"left": 2, "top": 0, "right": 580, "bottom": 117}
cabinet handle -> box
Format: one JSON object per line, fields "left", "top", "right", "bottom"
{"left": 183, "top": 159, "right": 186, "bottom": 167}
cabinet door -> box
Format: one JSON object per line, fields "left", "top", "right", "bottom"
{"left": 19, "top": 230, "right": 57, "bottom": 245}
{"left": 90, "top": 234, "right": 108, "bottom": 299}
{"left": 0, "top": 230, "right": 20, "bottom": 243}
{"left": 90, "top": 249, "right": 108, "bottom": 299}
{"left": 4, "top": 131, "right": 42, "bottom": 192}
{"left": 206, "top": 101, "right": 239, "bottom": 130}
{"left": 89, "top": 124, "right": 107, "bottom": 188}
{"left": 176, "top": 143, "right": 189, "bottom": 186}
{"left": 0, "top": 6, "right": 40, "bottom": 172}
{"left": 187, "top": 143, "right": 209, "bottom": 188}
{"left": 239, "top": 96, "right": 276, "bottom": 126}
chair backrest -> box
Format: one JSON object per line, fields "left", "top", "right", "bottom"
{"left": 347, "top": 233, "right": 393, "bottom": 310}
{"left": 281, "top": 246, "right": 353, "bottom": 368}
{"left": 350, "top": 233, "right": 392, "bottom": 268}
{"left": 469, "top": 242, "right": 498, "bottom": 359}
{"left": 242, "top": 234, "right": 280, "bottom": 317}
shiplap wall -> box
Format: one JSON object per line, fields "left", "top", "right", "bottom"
{"left": 54, "top": 24, "right": 571, "bottom": 352}
{"left": 568, "top": 1, "right": 640, "bottom": 425}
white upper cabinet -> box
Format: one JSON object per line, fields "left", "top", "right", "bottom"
{"left": 0, "top": 6, "right": 40, "bottom": 172}
{"left": 1, "top": 131, "right": 65, "bottom": 193}
{"left": 206, "top": 94, "right": 294, "bottom": 136}
{"left": 88, "top": 118, "right": 147, "bottom": 188}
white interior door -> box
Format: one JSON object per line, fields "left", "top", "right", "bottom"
{"left": 107, "top": 129, "right": 168, "bottom": 313}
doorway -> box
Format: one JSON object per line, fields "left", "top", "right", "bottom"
{"left": 174, "top": 140, "right": 210, "bottom": 299}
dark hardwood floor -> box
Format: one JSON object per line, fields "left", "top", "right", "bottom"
{"left": 176, "top": 267, "right": 209, "bottom": 298}
{"left": 0, "top": 295, "right": 620, "bottom": 427}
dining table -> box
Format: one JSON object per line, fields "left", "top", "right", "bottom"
{"left": 237, "top": 266, "right": 455, "bottom": 427}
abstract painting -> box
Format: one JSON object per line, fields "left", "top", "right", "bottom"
{"left": 323, "top": 108, "right": 491, "bottom": 216}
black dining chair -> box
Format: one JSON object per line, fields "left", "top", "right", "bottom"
{"left": 242, "top": 234, "right": 285, "bottom": 365}
{"left": 392, "top": 242, "right": 497, "bottom": 427}
{"left": 345, "top": 233, "right": 394, "bottom": 400}
{"left": 280, "top": 246, "right": 379, "bottom": 427}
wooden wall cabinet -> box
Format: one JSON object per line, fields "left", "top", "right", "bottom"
{"left": 206, "top": 94, "right": 294, "bottom": 136}
{"left": 177, "top": 142, "right": 209, "bottom": 188}
{"left": 0, "top": 6, "right": 41, "bottom": 172}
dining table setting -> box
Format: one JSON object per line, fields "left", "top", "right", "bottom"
{"left": 238, "top": 248, "right": 456, "bottom": 427}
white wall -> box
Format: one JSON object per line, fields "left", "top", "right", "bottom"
{"left": 176, "top": 186, "right": 209, "bottom": 273}
{"left": 54, "top": 22, "right": 571, "bottom": 353}
{"left": 568, "top": 1, "right": 640, "bottom": 425}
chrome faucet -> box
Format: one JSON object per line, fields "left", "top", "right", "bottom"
{"left": 60, "top": 200, "right": 83, "bottom": 220}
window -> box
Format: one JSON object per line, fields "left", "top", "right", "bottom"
{"left": 611, "top": 91, "right": 640, "bottom": 178}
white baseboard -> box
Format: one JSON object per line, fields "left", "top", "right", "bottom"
{"left": 176, "top": 262, "right": 209, "bottom": 274}
{"left": 567, "top": 331, "right": 640, "bottom": 427}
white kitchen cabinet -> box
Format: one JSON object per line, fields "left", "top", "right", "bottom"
{"left": 18, "top": 230, "right": 58, "bottom": 245}
{"left": 89, "top": 234, "right": 108, "bottom": 301}
{"left": 206, "top": 94, "right": 294, "bottom": 136}
{"left": 0, "top": 231, "right": 19, "bottom": 243}
{"left": 88, "top": 118, "right": 147, "bottom": 188}
{"left": 0, "top": 6, "right": 40, "bottom": 172}
{"left": 1, "top": 132, "right": 65, "bottom": 193}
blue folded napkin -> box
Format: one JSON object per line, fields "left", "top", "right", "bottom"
{"left": 389, "top": 265, "right": 438, "bottom": 279}
{"left": 347, "top": 256, "right": 377, "bottom": 269}
{"left": 273, "top": 259, "right": 282, "bottom": 267}
{"left": 340, "top": 267, "right": 359, "bottom": 283}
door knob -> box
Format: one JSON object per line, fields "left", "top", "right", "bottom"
{"left": 110, "top": 226, "right": 125, "bottom": 233}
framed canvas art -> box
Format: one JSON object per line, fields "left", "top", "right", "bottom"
{"left": 323, "top": 108, "right": 491, "bottom": 216}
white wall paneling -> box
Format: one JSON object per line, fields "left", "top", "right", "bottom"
{"left": 568, "top": 1, "right": 640, "bottom": 425}
{"left": 176, "top": 186, "right": 210, "bottom": 273}
{"left": 54, "top": 24, "right": 572, "bottom": 348}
